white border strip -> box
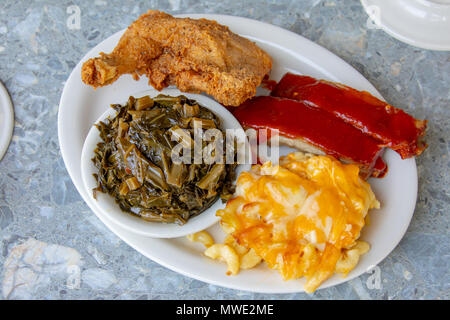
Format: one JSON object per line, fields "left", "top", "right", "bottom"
{"left": 0, "top": 81, "right": 14, "bottom": 161}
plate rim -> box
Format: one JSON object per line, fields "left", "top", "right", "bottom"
{"left": 58, "top": 13, "right": 418, "bottom": 294}
{"left": 361, "top": 0, "right": 450, "bottom": 51}
{"left": 0, "top": 81, "right": 14, "bottom": 161}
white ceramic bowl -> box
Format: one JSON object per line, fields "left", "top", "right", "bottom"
{"left": 361, "top": 0, "right": 450, "bottom": 51}
{"left": 81, "top": 88, "right": 251, "bottom": 238}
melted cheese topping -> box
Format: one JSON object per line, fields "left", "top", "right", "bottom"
{"left": 217, "top": 152, "right": 379, "bottom": 292}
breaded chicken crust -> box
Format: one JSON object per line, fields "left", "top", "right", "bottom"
{"left": 81, "top": 10, "right": 272, "bottom": 106}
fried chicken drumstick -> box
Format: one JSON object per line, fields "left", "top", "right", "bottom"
{"left": 81, "top": 10, "right": 272, "bottom": 106}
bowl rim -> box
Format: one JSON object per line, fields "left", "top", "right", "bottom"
{"left": 80, "top": 88, "right": 251, "bottom": 238}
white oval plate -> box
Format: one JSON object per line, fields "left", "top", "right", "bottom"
{"left": 58, "top": 14, "right": 418, "bottom": 293}
{"left": 0, "top": 81, "right": 14, "bottom": 161}
{"left": 361, "top": 0, "right": 450, "bottom": 51}
{"left": 81, "top": 88, "right": 250, "bottom": 238}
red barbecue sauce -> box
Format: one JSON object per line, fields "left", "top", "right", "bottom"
{"left": 233, "top": 96, "right": 386, "bottom": 178}
{"left": 261, "top": 74, "right": 278, "bottom": 91}
{"left": 272, "top": 73, "right": 427, "bottom": 159}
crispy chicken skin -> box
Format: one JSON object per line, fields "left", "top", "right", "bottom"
{"left": 81, "top": 10, "right": 272, "bottom": 106}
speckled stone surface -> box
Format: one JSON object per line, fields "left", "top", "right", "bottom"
{"left": 0, "top": 0, "right": 448, "bottom": 300}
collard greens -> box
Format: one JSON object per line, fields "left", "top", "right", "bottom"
{"left": 92, "top": 95, "right": 237, "bottom": 225}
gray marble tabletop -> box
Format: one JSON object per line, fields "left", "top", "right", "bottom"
{"left": 0, "top": 0, "right": 448, "bottom": 300}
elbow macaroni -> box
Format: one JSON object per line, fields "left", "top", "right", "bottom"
{"left": 225, "top": 235, "right": 262, "bottom": 269}
{"left": 187, "top": 231, "right": 214, "bottom": 248}
{"left": 240, "top": 248, "right": 262, "bottom": 270}
{"left": 187, "top": 231, "right": 262, "bottom": 276}
{"left": 187, "top": 232, "right": 370, "bottom": 286}
{"left": 335, "top": 241, "right": 370, "bottom": 275}
{"left": 204, "top": 244, "right": 240, "bottom": 275}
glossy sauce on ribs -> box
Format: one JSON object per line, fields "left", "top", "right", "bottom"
{"left": 232, "top": 96, "right": 386, "bottom": 179}
{"left": 271, "top": 73, "right": 427, "bottom": 159}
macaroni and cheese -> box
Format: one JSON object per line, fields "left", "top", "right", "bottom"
{"left": 216, "top": 152, "right": 379, "bottom": 292}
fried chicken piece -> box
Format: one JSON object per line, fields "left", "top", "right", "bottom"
{"left": 81, "top": 10, "right": 272, "bottom": 106}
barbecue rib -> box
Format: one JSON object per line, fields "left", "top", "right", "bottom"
{"left": 232, "top": 96, "right": 387, "bottom": 179}
{"left": 272, "top": 73, "right": 427, "bottom": 159}
{"left": 81, "top": 10, "right": 272, "bottom": 106}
